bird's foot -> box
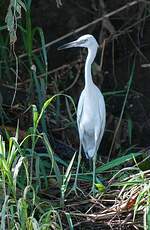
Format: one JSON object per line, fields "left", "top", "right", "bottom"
{"left": 88, "top": 185, "right": 97, "bottom": 197}
{"left": 67, "top": 183, "right": 84, "bottom": 197}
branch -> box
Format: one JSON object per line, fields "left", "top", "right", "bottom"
{"left": 19, "top": 0, "right": 148, "bottom": 59}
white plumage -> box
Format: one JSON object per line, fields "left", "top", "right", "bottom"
{"left": 58, "top": 34, "right": 106, "bottom": 194}
{"left": 77, "top": 83, "right": 106, "bottom": 159}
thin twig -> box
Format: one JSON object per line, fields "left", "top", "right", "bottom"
{"left": 60, "top": 61, "right": 83, "bottom": 93}
{"left": 99, "top": 39, "right": 106, "bottom": 71}
{"left": 18, "top": 0, "right": 146, "bottom": 59}
{"left": 11, "top": 44, "right": 19, "bottom": 107}
{"left": 108, "top": 56, "right": 136, "bottom": 161}
{"left": 17, "top": 59, "right": 81, "bottom": 86}
{"left": 127, "top": 32, "right": 150, "bottom": 63}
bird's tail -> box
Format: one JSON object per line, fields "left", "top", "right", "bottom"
{"left": 85, "top": 149, "right": 95, "bottom": 159}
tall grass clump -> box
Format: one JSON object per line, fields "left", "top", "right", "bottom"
{"left": 0, "top": 92, "right": 77, "bottom": 229}
{"left": 0, "top": 0, "right": 49, "bottom": 128}
{"left": 1, "top": 0, "right": 150, "bottom": 228}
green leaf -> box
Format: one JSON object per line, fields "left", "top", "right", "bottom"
{"left": 66, "top": 212, "right": 74, "bottom": 230}
{"left": 18, "top": 0, "right": 27, "bottom": 11}
{"left": 13, "top": 156, "right": 25, "bottom": 192}
{"left": 27, "top": 217, "right": 39, "bottom": 230}
{"left": 96, "top": 152, "right": 143, "bottom": 173}
{"left": 36, "top": 93, "right": 76, "bottom": 129}
{"left": 147, "top": 206, "right": 150, "bottom": 230}
{"left": 127, "top": 116, "right": 133, "bottom": 145}
{"left": 62, "top": 151, "right": 76, "bottom": 192}
{"left": 42, "top": 133, "right": 62, "bottom": 187}
{"left": 17, "top": 198, "right": 28, "bottom": 230}
{"left": 1, "top": 195, "right": 9, "bottom": 230}
{"left": 95, "top": 182, "right": 106, "bottom": 192}
{"left": 32, "top": 105, "right": 39, "bottom": 129}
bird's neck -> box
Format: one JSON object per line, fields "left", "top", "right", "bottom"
{"left": 85, "top": 47, "right": 97, "bottom": 88}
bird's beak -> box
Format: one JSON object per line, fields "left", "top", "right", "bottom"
{"left": 58, "top": 41, "right": 78, "bottom": 50}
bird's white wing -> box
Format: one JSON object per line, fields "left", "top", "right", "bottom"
{"left": 77, "top": 90, "right": 85, "bottom": 127}
{"left": 96, "top": 93, "right": 106, "bottom": 151}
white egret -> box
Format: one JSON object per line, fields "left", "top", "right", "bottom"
{"left": 58, "top": 34, "right": 106, "bottom": 195}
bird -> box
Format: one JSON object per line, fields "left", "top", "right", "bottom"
{"left": 58, "top": 34, "right": 106, "bottom": 195}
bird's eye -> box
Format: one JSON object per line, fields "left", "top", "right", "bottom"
{"left": 78, "top": 39, "right": 88, "bottom": 45}
{"left": 80, "top": 39, "right": 88, "bottom": 45}
{"left": 82, "top": 39, "right": 88, "bottom": 43}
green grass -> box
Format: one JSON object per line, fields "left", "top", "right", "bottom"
{"left": 0, "top": 94, "right": 149, "bottom": 229}
{"left": 1, "top": 0, "right": 150, "bottom": 229}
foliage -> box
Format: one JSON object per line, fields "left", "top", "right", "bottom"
{"left": 0, "top": 0, "right": 150, "bottom": 229}
{"left": 0, "top": 98, "right": 149, "bottom": 229}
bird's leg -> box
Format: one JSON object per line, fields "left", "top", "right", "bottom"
{"left": 68, "top": 142, "right": 84, "bottom": 196}
{"left": 92, "top": 153, "right": 97, "bottom": 195}
{"left": 88, "top": 152, "right": 97, "bottom": 196}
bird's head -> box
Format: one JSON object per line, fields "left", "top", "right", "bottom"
{"left": 58, "top": 34, "right": 99, "bottom": 50}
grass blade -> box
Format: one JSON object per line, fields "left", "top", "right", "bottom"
{"left": 96, "top": 152, "right": 143, "bottom": 173}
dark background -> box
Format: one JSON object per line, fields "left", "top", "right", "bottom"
{"left": 1, "top": 0, "right": 150, "bottom": 159}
